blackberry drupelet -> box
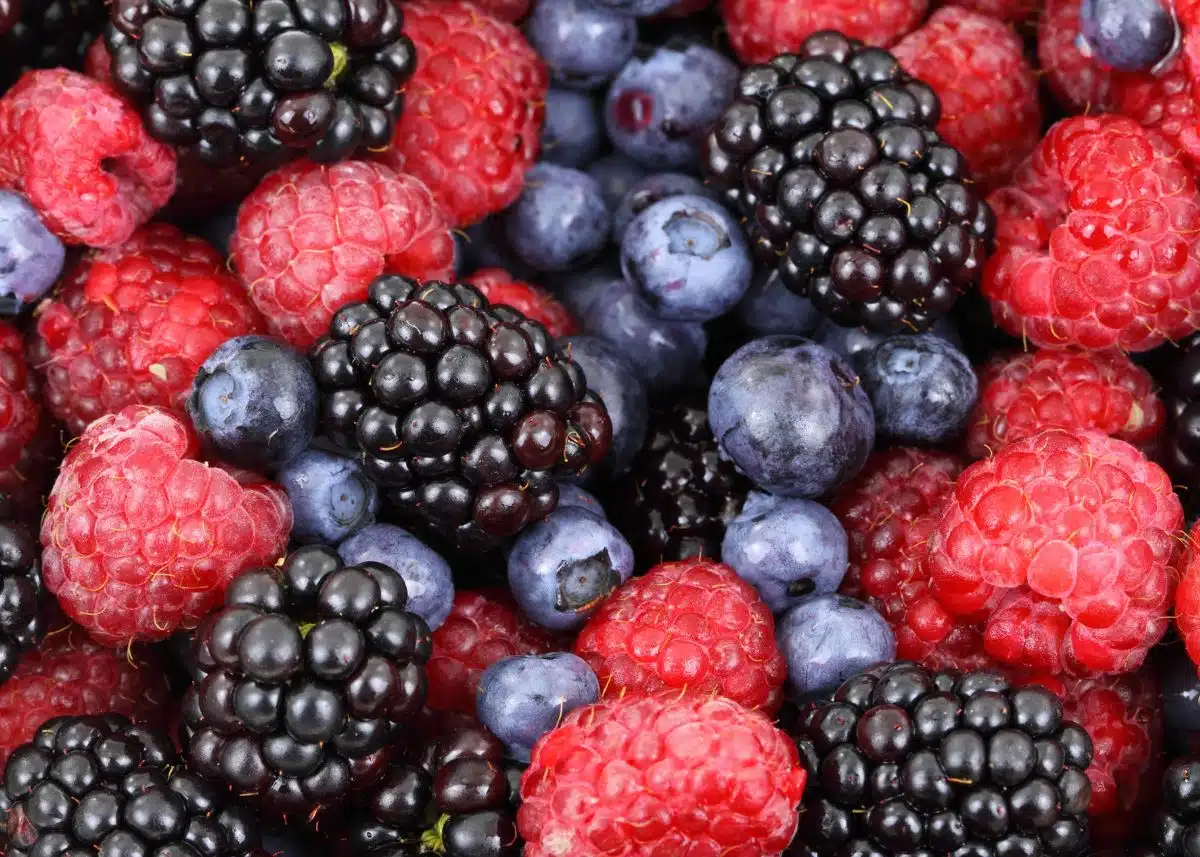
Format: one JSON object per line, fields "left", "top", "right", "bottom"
{"left": 0, "top": 518, "right": 40, "bottom": 687}
{"left": 605, "top": 396, "right": 749, "bottom": 570}
{"left": 1142, "top": 758, "right": 1200, "bottom": 857}
{"left": 181, "top": 545, "right": 433, "bottom": 817}
{"left": 789, "top": 661, "right": 1093, "bottom": 857}
{"left": 703, "top": 31, "right": 995, "bottom": 334}
{"left": 0, "top": 0, "right": 107, "bottom": 89}
{"left": 310, "top": 276, "right": 613, "bottom": 553}
{"left": 1162, "top": 332, "right": 1200, "bottom": 513}
{"left": 104, "top": 0, "right": 416, "bottom": 166}
{"left": 0, "top": 714, "right": 265, "bottom": 857}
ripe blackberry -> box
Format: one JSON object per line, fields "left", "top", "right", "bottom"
{"left": 104, "top": 0, "right": 416, "bottom": 166}
{"left": 604, "top": 397, "right": 750, "bottom": 570}
{"left": 0, "top": 714, "right": 265, "bottom": 857}
{"left": 789, "top": 661, "right": 1094, "bottom": 857}
{"left": 1143, "top": 758, "right": 1200, "bottom": 857}
{"left": 0, "top": 0, "right": 107, "bottom": 89}
{"left": 310, "top": 275, "right": 613, "bottom": 553}
{"left": 1162, "top": 333, "right": 1200, "bottom": 512}
{"left": 0, "top": 520, "right": 40, "bottom": 688}
{"left": 181, "top": 545, "right": 433, "bottom": 817}
{"left": 703, "top": 31, "right": 995, "bottom": 334}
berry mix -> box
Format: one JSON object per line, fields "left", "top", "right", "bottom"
{"left": 7, "top": 0, "right": 1200, "bottom": 854}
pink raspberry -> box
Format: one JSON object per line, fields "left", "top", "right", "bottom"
{"left": 1038, "top": 0, "right": 1115, "bottom": 113}
{"left": 465, "top": 268, "right": 578, "bottom": 337}
{"left": 0, "top": 320, "right": 39, "bottom": 472}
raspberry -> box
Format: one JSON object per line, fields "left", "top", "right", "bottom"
{"left": 573, "top": 559, "right": 787, "bottom": 713}
{"left": 984, "top": 115, "right": 1200, "bottom": 351}
{"left": 1175, "top": 520, "right": 1200, "bottom": 668}
{"left": 0, "top": 623, "right": 170, "bottom": 770}
{"left": 40, "top": 405, "right": 292, "bottom": 646}
{"left": 376, "top": 1, "right": 548, "bottom": 227}
{"left": 0, "top": 320, "right": 39, "bottom": 472}
{"left": 518, "top": 692, "right": 808, "bottom": 857}
{"left": 161, "top": 150, "right": 271, "bottom": 224}
{"left": 29, "top": 223, "right": 266, "bottom": 436}
{"left": 892, "top": 6, "right": 1041, "bottom": 187}
{"left": 967, "top": 348, "right": 1165, "bottom": 459}
{"left": 719, "top": 0, "right": 927, "bottom": 65}
{"left": 231, "top": 159, "right": 456, "bottom": 349}
{"left": 1038, "top": 0, "right": 1115, "bottom": 114}
{"left": 465, "top": 268, "right": 578, "bottom": 337}
{"left": 427, "top": 589, "right": 561, "bottom": 714}
{"left": 0, "top": 419, "right": 59, "bottom": 528}
{"left": 429, "top": 0, "right": 530, "bottom": 21}
{"left": 832, "top": 448, "right": 996, "bottom": 672}
{"left": 927, "top": 428, "right": 1181, "bottom": 675}
{"left": 953, "top": 0, "right": 1036, "bottom": 21}
{"left": 0, "top": 69, "right": 175, "bottom": 248}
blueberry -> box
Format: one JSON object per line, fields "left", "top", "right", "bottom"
{"left": 505, "top": 163, "right": 611, "bottom": 273}
{"left": 0, "top": 190, "right": 64, "bottom": 309}
{"left": 814, "top": 316, "right": 962, "bottom": 373}
{"left": 621, "top": 195, "right": 751, "bottom": 321}
{"left": 736, "top": 270, "right": 822, "bottom": 337}
{"left": 776, "top": 594, "right": 896, "bottom": 698}
{"left": 1161, "top": 647, "right": 1200, "bottom": 737}
{"left": 612, "top": 172, "right": 711, "bottom": 243}
{"left": 277, "top": 448, "right": 379, "bottom": 545}
{"left": 338, "top": 523, "right": 454, "bottom": 630}
{"left": 559, "top": 335, "right": 648, "bottom": 475}
{"left": 525, "top": 0, "right": 637, "bottom": 90}
{"left": 1080, "top": 0, "right": 1178, "bottom": 71}
{"left": 186, "top": 334, "right": 318, "bottom": 470}
{"left": 587, "top": 153, "right": 649, "bottom": 210}
{"left": 197, "top": 207, "right": 238, "bottom": 258}
{"left": 554, "top": 264, "right": 625, "bottom": 321}
{"left": 722, "top": 492, "right": 849, "bottom": 614}
{"left": 604, "top": 44, "right": 738, "bottom": 170}
{"left": 477, "top": 652, "right": 600, "bottom": 761}
{"left": 708, "top": 336, "right": 874, "bottom": 497}
{"left": 507, "top": 505, "right": 634, "bottom": 631}
{"left": 585, "top": 0, "right": 680, "bottom": 24}
{"left": 556, "top": 482, "right": 607, "bottom": 518}
{"left": 541, "top": 89, "right": 603, "bottom": 168}
{"left": 859, "top": 335, "right": 978, "bottom": 445}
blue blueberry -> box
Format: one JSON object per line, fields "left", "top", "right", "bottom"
{"left": 556, "top": 482, "right": 606, "bottom": 518}
{"left": 708, "top": 336, "right": 875, "bottom": 497}
{"left": 186, "top": 335, "right": 318, "bottom": 470}
{"left": 541, "top": 89, "right": 603, "bottom": 169}
{"left": 612, "top": 172, "right": 710, "bottom": 244}
{"left": 477, "top": 652, "right": 600, "bottom": 761}
{"left": 736, "top": 270, "right": 822, "bottom": 337}
{"left": 559, "top": 335, "right": 648, "bottom": 475}
{"left": 585, "top": 0, "right": 676, "bottom": 18}
{"left": 814, "top": 317, "right": 963, "bottom": 373}
{"left": 776, "top": 595, "right": 896, "bottom": 698}
{"left": 859, "top": 335, "right": 978, "bottom": 445}
{"left": 587, "top": 153, "right": 648, "bottom": 210}
{"left": 1080, "top": 0, "right": 1177, "bottom": 71}
{"left": 554, "top": 265, "right": 625, "bottom": 321}
{"left": 621, "top": 195, "right": 751, "bottom": 321}
{"left": 505, "top": 163, "right": 611, "bottom": 273}
{"left": 277, "top": 448, "right": 379, "bottom": 545}
{"left": 525, "top": 0, "right": 637, "bottom": 90}
{"left": 507, "top": 505, "right": 634, "bottom": 630}
{"left": 604, "top": 44, "right": 738, "bottom": 170}
{"left": 0, "top": 190, "right": 64, "bottom": 309}
{"left": 722, "top": 492, "right": 849, "bottom": 614}
{"left": 338, "top": 523, "right": 455, "bottom": 631}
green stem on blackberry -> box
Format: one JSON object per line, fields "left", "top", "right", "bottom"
{"left": 326, "top": 43, "right": 349, "bottom": 88}
{"left": 297, "top": 621, "right": 316, "bottom": 638}
{"left": 420, "top": 813, "right": 450, "bottom": 854}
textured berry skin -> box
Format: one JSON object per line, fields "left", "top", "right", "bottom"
{"left": 377, "top": 1, "right": 548, "bottom": 227}
{"left": 574, "top": 560, "right": 787, "bottom": 713}
{"left": 928, "top": 429, "right": 1181, "bottom": 676}
{"left": 431, "top": 0, "right": 530, "bottom": 20}
{"left": 29, "top": 224, "right": 266, "bottom": 436}
{"left": 518, "top": 692, "right": 808, "bottom": 857}
{"left": 892, "top": 6, "right": 1041, "bottom": 187}
{"left": 967, "top": 349, "right": 1164, "bottom": 460}
{"left": 1038, "top": 0, "right": 1115, "bottom": 114}
{"left": 984, "top": 115, "right": 1200, "bottom": 352}
{"left": 427, "top": 589, "right": 560, "bottom": 714}
{"left": 955, "top": 0, "right": 1036, "bottom": 21}
{"left": 466, "top": 268, "right": 578, "bottom": 338}
{"left": 0, "top": 624, "right": 169, "bottom": 770}
{"left": 40, "top": 406, "right": 292, "bottom": 646}
{"left": 0, "top": 69, "right": 175, "bottom": 248}
{"left": 719, "top": 0, "right": 927, "bottom": 65}
{"left": 1174, "top": 520, "right": 1200, "bottom": 669}
{"left": 232, "top": 159, "right": 456, "bottom": 350}
{"left": 0, "top": 320, "right": 39, "bottom": 472}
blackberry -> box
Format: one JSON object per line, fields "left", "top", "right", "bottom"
{"left": 0, "top": 519, "right": 40, "bottom": 687}
{"left": 604, "top": 396, "right": 749, "bottom": 570}
{"left": 0, "top": 714, "right": 265, "bottom": 857}
{"left": 789, "top": 661, "right": 1093, "bottom": 857}
{"left": 310, "top": 275, "right": 613, "bottom": 553}
{"left": 1143, "top": 758, "right": 1200, "bottom": 857}
{"left": 1162, "top": 333, "right": 1200, "bottom": 514}
{"left": 0, "top": 0, "right": 107, "bottom": 89}
{"left": 181, "top": 545, "right": 433, "bottom": 816}
{"left": 104, "top": 0, "right": 416, "bottom": 166}
{"left": 703, "top": 31, "right": 995, "bottom": 334}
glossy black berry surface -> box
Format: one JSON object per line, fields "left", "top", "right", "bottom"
{"left": 1144, "top": 757, "right": 1200, "bottom": 857}
{"left": 1163, "top": 332, "right": 1200, "bottom": 514}
{"left": 703, "top": 31, "right": 995, "bottom": 334}
{"left": 0, "top": 0, "right": 106, "bottom": 89}
{"left": 0, "top": 520, "right": 40, "bottom": 687}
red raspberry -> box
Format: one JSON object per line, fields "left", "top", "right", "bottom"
{"left": 465, "top": 268, "right": 578, "bottom": 337}
{"left": 377, "top": 1, "right": 548, "bottom": 227}
{"left": 984, "top": 115, "right": 1200, "bottom": 352}
{"left": 0, "top": 70, "right": 175, "bottom": 249}
{"left": 1174, "top": 521, "right": 1200, "bottom": 668}
{"left": 892, "top": 6, "right": 1041, "bottom": 187}
{"left": 40, "top": 406, "right": 292, "bottom": 646}
{"left": 29, "top": 223, "right": 265, "bottom": 436}
{"left": 927, "top": 428, "right": 1181, "bottom": 675}
{"left": 427, "top": 589, "right": 561, "bottom": 714}
{"left": 0, "top": 320, "right": 39, "bottom": 472}
{"left": 833, "top": 448, "right": 997, "bottom": 672}
{"left": 1037, "top": 0, "right": 1114, "bottom": 114}
{"left": 231, "top": 159, "right": 456, "bottom": 349}
{"left": 0, "top": 418, "right": 60, "bottom": 528}
{"left": 720, "top": 0, "right": 927, "bottom": 65}
{"left": 428, "top": 0, "right": 530, "bottom": 20}
{"left": 573, "top": 559, "right": 787, "bottom": 713}
{"left": 953, "top": 0, "right": 1035, "bottom": 21}
{"left": 967, "top": 348, "right": 1164, "bottom": 459}
{"left": 518, "top": 692, "right": 808, "bottom": 857}
{"left": 84, "top": 36, "right": 112, "bottom": 82}
{"left": 0, "top": 623, "right": 170, "bottom": 769}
